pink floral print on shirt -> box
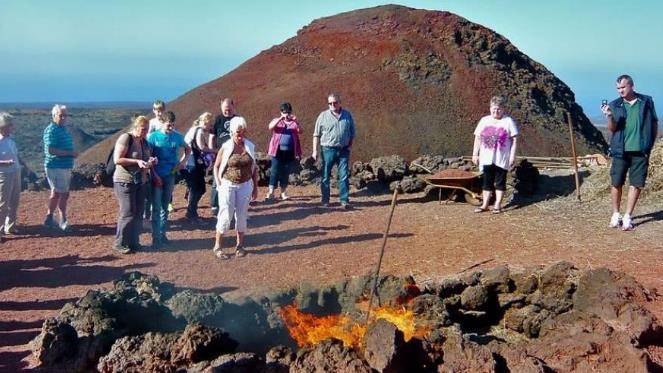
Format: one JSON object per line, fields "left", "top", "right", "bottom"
{"left": 480, "top": 126, "right": 509, "bottom": 150}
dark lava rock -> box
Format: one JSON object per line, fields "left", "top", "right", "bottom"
{"left": 265, "top": 345, "right": 295, "bottom": 373}
{"left": 392, "top": 175, "right": 425, "bottom": 193}
{"left": 291, "top": 339, "right": 372, "bottom": 372}
{"left": 370, "top": 155, "right": 408, "bottom": 183}
{"left": 207, "top": 352, "right": 262, "bottom": 372}
{"left": 512, "top": 272, "right": 539, "bottom": 294}
{"left": 172, "top": 324, "right": 238, "bottom": 365}
{"left": 572, "top": 268, "right": 663, "bottom": 346}
{"left": 167, "top": 290, "right": 226, "bottom": 325}
{"left": 411, "top": 294, "right": 452, "bottom": 327}
{"left": 436, "top": 277, "right": 467, "bottom": 297}
{"left": 114, "top": 271, "right": 175, "bottom": 303}
{"left": 512, "top": 159, "right": 539, "bottom": 196}
{"left": 438, "top": 327, "right": 496, "bottom": 372}
{"left": 410, "top": 154, "right": 446, "bottom": 174}
{"left": 32, "top": 318, "right": 78, "bottom": 366}
{"left": 364, "top": 319, "right": 406, "bottom": 372}
{"left": 480, "top": 265, "right": 513, "bottom": 293}
{"left": 97, "top": 332, "right": 180, "bottom": 372}
{"left": 460, "top": 284, "right": 490, "bottom": 311}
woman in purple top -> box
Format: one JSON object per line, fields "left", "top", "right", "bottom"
{"left": 265, "top": 102, "right": 302, "bottom": 201}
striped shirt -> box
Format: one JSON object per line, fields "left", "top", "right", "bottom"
{"left": 43, "top": 122, "right": 74, "bottom": 169}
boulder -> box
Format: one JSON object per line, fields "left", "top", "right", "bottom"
{"left": 370, "top": 155, "right": 408, "bottom": 183}
{"left": 291, "top": 339, "right": 372, "bottom": 373}
{"left": 32, "top": 318, "right": 78, "bottom": 367}
{"left": 363, "top": 319, "right": 407, "bottom": 372}
{"left": 207, "top": 352, "right": 262, "bottom": 372}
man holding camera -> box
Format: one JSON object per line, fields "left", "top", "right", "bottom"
{"left": 601, "top": 74, "right": 658, "bottom": 231}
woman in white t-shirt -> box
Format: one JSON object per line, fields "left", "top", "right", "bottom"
{"left": 471, "top": 96, "right": 519, "bottom": 213}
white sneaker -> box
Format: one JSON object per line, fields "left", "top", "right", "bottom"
{"left": 621, "top": 214, "right": 634, "bottom": 231}
{"left": 59, "top": 219, "right": 69, "bottom": 232}
{"left": 609, "top": 213, "right": 622, "bottom": 228}
{"left": 280, "top": 192, "right": 289, "bottom": 201}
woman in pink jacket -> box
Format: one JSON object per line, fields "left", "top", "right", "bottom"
{"left": 265, "top": 102, "right": 302, "bottom": 201}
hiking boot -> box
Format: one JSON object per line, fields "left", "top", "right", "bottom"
{"left": 4, "top": 227, "right": 19, "bottom": 235}
{"left": 44, "top": 214, "right": 57, "bottom": 228}
{"left": 609, "top": 212, "right": 622, "bottom": 228}
{"left": 341, "top": 202, "right": 351, "bottom": 210}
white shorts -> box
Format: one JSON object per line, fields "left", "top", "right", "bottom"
{"left": 45, "top": 168, "right": 72, "bottom": 193}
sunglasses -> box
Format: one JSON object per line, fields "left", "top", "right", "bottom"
{"left": 328, "top": 101, "right": 339, "bottom": 106}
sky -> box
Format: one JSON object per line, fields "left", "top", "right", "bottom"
{"left": 1, "top": 0, "right": 662, "bottom": 116}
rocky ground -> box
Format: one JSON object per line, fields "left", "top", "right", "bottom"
{"left": 1, "top": 176, "right": 662, "bottom": 370}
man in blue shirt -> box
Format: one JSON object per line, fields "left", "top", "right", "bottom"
{"left": 147, "top": 111, "right": 191, "bottom": 248}
{"left": 312, "top": 93, "right": 356, "bottom": 209}
{"left": 602, "top": 74, "right": 658, "bottom": 231}
{"left": 43, "top": 104, "right": 78, "bottom": 231}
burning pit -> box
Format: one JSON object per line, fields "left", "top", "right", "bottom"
{"left": 32, "top": 262, "right": 663, "bottom": 372}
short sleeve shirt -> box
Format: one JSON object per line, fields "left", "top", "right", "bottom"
{"left": 0, "top": 137, "right": 20, "bottom": 174}
{"left": 147, "top": 130, "right": 186, "bottom": 177}
{"left": 473, "top": 115, "right": 519, "bottom": 169}
{"left": 148, "top": 117, "right": 165, "bottom": 134}
{"left": 313, "top": 109, "right": 355, "bottom": 147}
{"left": 213, "top": 115, "right": 234, "bottom": 148}
{"left": 43, "top": 122, "right": 74, "bottom": 169}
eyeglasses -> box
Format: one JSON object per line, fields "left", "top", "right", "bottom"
{"left": 328, "top": 101, "right": 339, "bottom": 106}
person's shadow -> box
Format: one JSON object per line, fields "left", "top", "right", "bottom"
{"left": 634, "top": 210, "right": 663, "bottom": 228}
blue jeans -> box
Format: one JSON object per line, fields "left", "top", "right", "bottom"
{"left": 320, "top": 146, "right": 350, "bottom": 204}
{"left": 151, "top": 174, "right": 175, "bottom": 243}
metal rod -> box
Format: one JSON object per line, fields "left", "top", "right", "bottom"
{"left": 566, "top": 112, "right": 581, "bottom": 201}
{"left": 365, "top": 186, "right": 400, "bottom": 324}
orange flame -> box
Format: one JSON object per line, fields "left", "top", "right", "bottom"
{"left": 279, "top": 303, "right": 427, "bottom": 349}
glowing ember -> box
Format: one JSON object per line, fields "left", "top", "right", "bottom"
{"left": 279, "top": 304, "right": 427, "bottom": 348}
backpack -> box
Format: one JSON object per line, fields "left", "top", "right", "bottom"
{"left": 105, "top": 133, "right": 134, "bottom": 178}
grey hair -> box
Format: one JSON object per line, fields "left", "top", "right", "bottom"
{"left": 490, "top": 96, "right": 506, "bottom": 107}
{"left": 0, "top": 112, "right": 14, "bottom": 129}
{"left": 327, "top": 92, "right": 341, "bottom": 102}
{"left": 616, "top": 74, "right": 634, "bottom": 86}
{"left": 52, "top": 104, "right": 67, "bottom": 117}
{"left": 229, "top": 116, "right": 247, "bottom": 134}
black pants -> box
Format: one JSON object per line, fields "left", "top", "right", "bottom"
{"left": 482, "top": 164, "right": 507, "bottom": 191}
{"left": 269, "top": 149, "right": 295, "bottom": 189}
{"left": 185, "top": 165, "right": 206, "bottom": 218}
{"left": 114, "top": 182, "right": 146, "bottom": 249}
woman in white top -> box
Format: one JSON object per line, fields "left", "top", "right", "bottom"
{"left": 471, "top": 96, "right": 519, "bottom": 213}
{"left": 212, "top": 117, "right": 258, "bottom": 259}
{"left": 0, "top": 112, "right": 23, "bottom": 239}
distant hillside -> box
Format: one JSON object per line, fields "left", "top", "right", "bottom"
{"left": 83, "top": 5, "right": 608, "bottom": 164}
{"left": 5, "top": 107, "right": 146, "bottom": 172}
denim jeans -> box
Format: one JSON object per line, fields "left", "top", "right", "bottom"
{"left": 269, "top": 149, "right": 294, "bottom": 189}
{"left": 185, "top": 165, "right": 206, "bottom": 218}
{"left": 320, "top": 146, "right": 350, "bottom": 204}
{"left": 114, "top": 182, "right": 146, "bottom": 249}
{"left": 151, "top": 174, "right": 175, "bottom": 243}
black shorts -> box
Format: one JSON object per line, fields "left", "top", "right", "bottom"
{"left": 610, "top": 151, "right": 649, "bottom": 188}
{"left": 482, "top": 164, "right": 507, "bottom": 191}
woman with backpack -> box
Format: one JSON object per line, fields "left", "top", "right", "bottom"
{"left": 265, "top": 102, "right": 302, "bottom": 201}
{"left": 184, "top": 112, "right": 215, "bottom": 222}
{"left": 112, "top": 116, "right": 156, "bottom": 254}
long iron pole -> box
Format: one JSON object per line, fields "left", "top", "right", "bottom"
{"left": 365, "top": 186, "right": 400, "bottom": 324}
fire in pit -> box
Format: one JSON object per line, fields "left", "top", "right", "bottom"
{"left": 279, "top": 302, "right": 426, "bottom": 348}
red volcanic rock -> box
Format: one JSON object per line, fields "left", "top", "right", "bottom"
{"left": 80, "top": 5, "right": 606, "bottom": 165}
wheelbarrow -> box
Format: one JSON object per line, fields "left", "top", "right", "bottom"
{"left": 413, "top": 163, "right": 483, "bottom": 206}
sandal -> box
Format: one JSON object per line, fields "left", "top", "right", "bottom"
{"left": 213, "top": 247, "right": 231, "bottom": 260}
{"left": 491, "top": 207, "right": 502, "bottom": 214}
{"left": 235, "top": 247, "right": 247, "bottom": 258}
{"left": 474, "top": 207, "right": 489, "bottom": 213}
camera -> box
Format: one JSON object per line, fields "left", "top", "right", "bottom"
{"left": 601, "top": 99, "right": 608, "bottom": 106}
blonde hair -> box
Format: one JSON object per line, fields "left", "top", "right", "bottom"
{"left": 132, "top": 115, "right": 149, "bottom": 129}
{"left": 193, "top": 112, "right": 213, "bottom": 127}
